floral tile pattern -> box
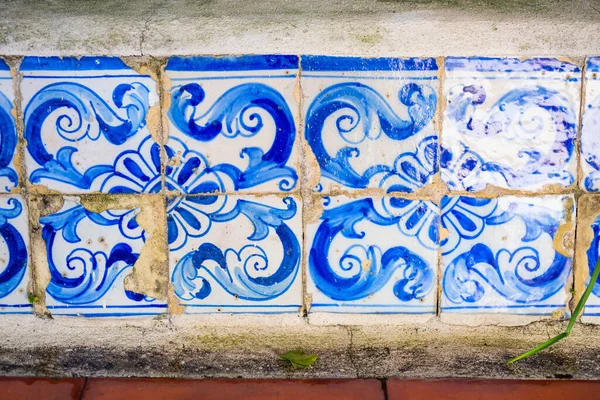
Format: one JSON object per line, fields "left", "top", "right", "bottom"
{"left": 306, "top": 195, "right": 438, "bottom": 313}
{"left": 0, "top": 59, "right": 19, "bottom": 192}
{"left": 440, "top": 195, "right": 574, "bottom": 315}
{"left": 0, "top": 195, "right": 30, "bottom": 314}
{"left": 581, "top": 57, "right": 600, "bottom": 192}
{"left": 42, "top": 199, "right": 167, "bottom": 316}
{"left": 441, "top": 57, "right": 581, "bottom": 192}
{"left": 302, "top": 56, "right": 439, "bottom": 194}
{"left": 169, "top": 194, "right": 302, "bottom": 313}
{"left": 21, "top": 57, "right": 160, "bottom": 194}
{"left": 164, "top": 55, "right": 300, "bottom": 195}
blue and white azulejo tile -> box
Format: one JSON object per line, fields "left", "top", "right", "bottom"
{"left": 164, "top": 55, "right": 300, "bottom": 195}
{"left": 302, "top": 56, "right": 439, "bottom": 194}
{"left": 442, "top": 57, "right": 581, "bottom": 192}
{"left": 169, "top": 194, "right": 302, "bottom": 313}
{"left": 0, "top": 59, "right": 19, "bottom": 193}
{"left": 440, "top": 195, "right": 574, "bottom": 315}
{"left": 21, "top": 57, "right": 161, "bottom": 194}
{"left": 0, "top": 195, "right": 30, "bottom": 314}
{"left": 306, "top": 195, "right": 439, "bottom": 314}
{"left": 581, "top": 57, "right": 600, "bottom": 192}
{"left": 42, "top": 198, "right": 167, "bottom": 317}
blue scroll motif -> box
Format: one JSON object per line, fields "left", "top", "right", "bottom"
{"left": 586, "top": 215, "right": 600, "bottom": 297}
{"left": 442, "top": 196, "right": 571, "bottom": 305}
{"left": 41, "top": 204, "right": 150, "bottom": 304}
{"left": 582, "top": 94, "right": 600, "bottom": 191}
{"left": 0, "top": 92, "right": 18, "bottom": 191}
{"left": 168, "top": 82, "right": 297, "bottom": 192}
{"left": 0, "top": 199, "right": 28, "bottom": 299}
{"left": 309, "top": 197, "right": 435, "bottom": 302}
{"left": 443, "top": 85, "right": 577, "bottom": 191}
{"left": 304, "top": 82, "right": 437, "bottom": 190}
{"left": 24, "top": 82, "right": 151, "bottom": 189}
{"left": 171, "top": 196, "right": 300, "bottom": 301}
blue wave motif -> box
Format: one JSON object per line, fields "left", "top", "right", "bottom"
{"left": 24, "top": 82, "right": 151, "bottom": 189}
{"left": 0, "top": 92, "right": 18, "bottom": 190}
{"left": 171, "top": 197, "right": 300, "bottom": 301}
{"left": 586, "top": 216, "right": 600, "bottom": 297}
{"left": 41, "top": 204, "right": 148, "bottom": 304}
{"left": 305, "top": 82, "right": 437, "bottom": 189}
{"left": 582, "top": 94, "right": 600, "bottom": 191}
{"left": 0, "top": 199, "right": 28, "bottom": 299}
{"left": 442, "top": 196, "right": 570, "bottom": 305}
{"left": 444, "top": 243, "right": 570, "bottom": 304}
{"left": 309, "top": 198, "right": 434, "bottom": 301}
{"left": 168, "top": 83, "right": 297, "bottom": 191}
{"left": 443, "top": 85, "right": 576, "bottom": 190}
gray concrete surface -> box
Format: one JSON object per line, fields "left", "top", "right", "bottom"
{"left": 0, "top": 0, "right": 599, "bottom": 57}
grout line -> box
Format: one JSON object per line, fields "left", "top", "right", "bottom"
{"left": 78, "top": 377, "right": 89, "bottom": 400}
{"left": 380, "top": 378, "right": 390, "bottom": 400}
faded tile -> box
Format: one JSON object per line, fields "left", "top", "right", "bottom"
{"left": 581, "top": 57, "right": 600, "bottom": 192}
{"left": 306, "top": 195, "right": 438, "bottom": 314}
{"left": 0, "top": 59, "right": 19, "bottom": 193}
{"left": 0, "top": 195, "right": 30, "bottom": 314}
{"left": 42, "top": 199, "right": 166, "bottom": 316}
{"left": 164, "top": 55, "right": 300, "bottom": 194}
{"left": 169, "top": 194, "right": 302, "bottom": 313}
{"left": 21, "top": 57, "right": 161, "bottom": 194}
{"left": 302, "top": 56, "right": 438, "bottom": 194}
{"left": 440, "top": 195, "right": 574, "bottom": 320}
{"left": 442, "top": 57, "right": 580, "bottom": 192}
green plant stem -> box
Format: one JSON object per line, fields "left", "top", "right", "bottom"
{"left": 508, "top": 257, "right": 600, "bottom": 364}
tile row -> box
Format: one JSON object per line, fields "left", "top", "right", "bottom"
{"left": 0, "top": 56, "right": 598, "bottom": 195}
{"left": 1, "top": 192, "right": 597, "bottom": 319}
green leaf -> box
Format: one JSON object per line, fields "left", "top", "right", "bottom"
{"left": 27, "top": 292, "right": 38, "bottom": 304}
{"left": 280, "top": 350, "right": 318, "bottom": 369}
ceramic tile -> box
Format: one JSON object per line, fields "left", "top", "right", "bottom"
{"left": 169, "top": 194, "right": 302, "bottom": 313}
{"left": 0, "top": 195, "right": 31, "bottom": 314}
{"left": 42, "top": 198, "right": 167, "bottom": 316}
{"left": 440, "top": 194, "right": 574, "bottom": 316}
{"left": 0, "top": 59, "right": 19, "bottom": 192}
{"left": 581, "top": 57, "right": 600, "bottom": 192}
{"left": 441, "top": 57, "right": 581, "bottom": 192}
{"left": 164, "top": 55, "right": 300, "bottom": 195}
{"left": 302, "top": 56, "right": 439, "bottom": 194}
{"left": 21, "top": 57, "right": 161, "bottom": 194}
{"left": 574, "top": 195, "right": 600, "bottom": 319}
{"left": 305, "top": 195, "right": 439, "bottom": 314}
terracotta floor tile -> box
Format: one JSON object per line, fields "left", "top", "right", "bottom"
{"left": 0, "top": 377, "right": 86, "bottom": 400}
{"left": 387, "top": 379, "right": 600, "bottom": 400}
{"left": 81, "top": 378, "right": 385, "bottom": 400}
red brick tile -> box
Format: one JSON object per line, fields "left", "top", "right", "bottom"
{"left": 387, "top": 379, "right": 600, "bottom": 400}
{"left": 0, "top": 377, "right": 86, "bottom": 400}
{"left": 81, "top": 378, "right": 385, "bottom": 400}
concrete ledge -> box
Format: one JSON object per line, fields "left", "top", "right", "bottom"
{"left": 0, "top": 0, "right": 599, "bottom": 57}
{"left": 2, "top": 315, "right": 600, "bottom": 379}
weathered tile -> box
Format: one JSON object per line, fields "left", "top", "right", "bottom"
{"left": 581, "top": 57, "right": 600, "bottom": 192}
{"left": 306, "top": 195, "right": 438, "bottom": 314}
{"left": 442, "top": 57, "right": 580, "bottom": 192}
{"left": 574, "top": 194, "right": 600, "bottom": 320}
{"left": 21, "top": 57, "right": 160, "bottom": 194}
{"left": 169, "top": 194, "right": 302, "bottom": 313}
{"left": 164, "top": 55, "right": 300, "bottom": 194}
{"left": 0, "top": 195, "right": 31, "bottom": 314}
{"left": 302, "top": 56, "right": 439, "bottom": 194}
{"left": 42, "top": 198, "right": 166, "bottom": 316}
{"left": 0, "top": 59, "right": 19, "bottom": 192}
{"left": 440, "top": 195, "right": 574, "bottom": 320}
